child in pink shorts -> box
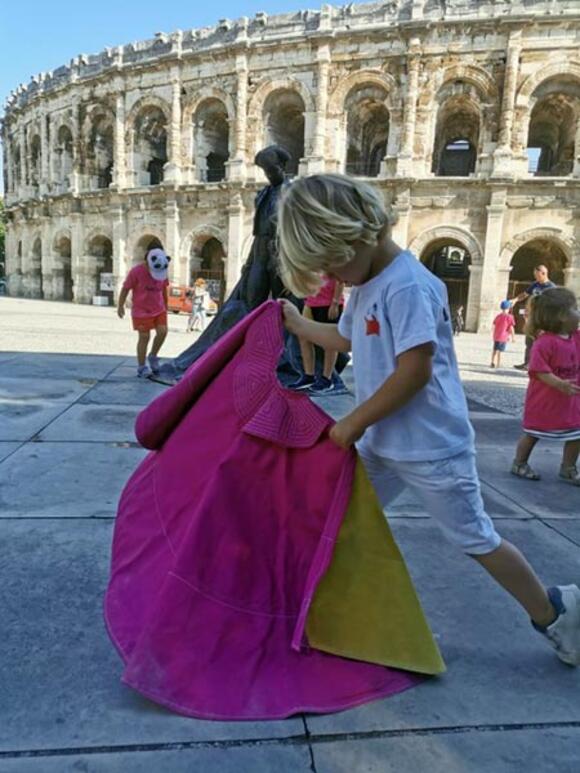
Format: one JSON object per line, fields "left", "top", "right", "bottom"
{"left": 512, "top": 287, "right": 580, "bottom": 484}
{"left": 117, "top": 249, "right": 170, "bottom": 378}
{"left": 490, "top": 300, "right": 516, "bottom": 369}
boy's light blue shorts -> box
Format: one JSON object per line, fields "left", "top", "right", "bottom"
{"left": 359, "top": 448, "right": 502, "bottom": 556}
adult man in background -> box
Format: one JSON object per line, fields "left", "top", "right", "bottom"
{"left": 512, "top": 264, "right": 556, "bottom": 370}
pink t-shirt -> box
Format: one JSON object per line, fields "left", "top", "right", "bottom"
{"left": 523, "top": 331, "right": 580, "bottom": 431}
{"left": 306, "top": 279, "right": 345, "bottom": 308}
{"left": 492, "top": 313, "right": 516, "bottom": 343}
{"left": 123, "top": 264, "right": 168, "bottom": 318}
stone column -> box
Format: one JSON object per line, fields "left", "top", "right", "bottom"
{"left": 564, "top": 266, "right": 580, "bottom": 296}
{"left": 492, "top": 31, "right": 522, "bottom": 177}
{"left": 112, "top": 205, "right": 128, "bottom": 302}
{"left": 226, "top": 191, "right": 246, "bottom": 295}
{"left": 165, "top": 199, "right": 180, "bottom": 283}
{"left": 390, "top": 186, "right": 411, "bottom": 247}
{"left": 19, "top": 125, "right": 27, "bottom": 193}
{"left": 40, "top": 217, "right": 52, "bottom": 299}
{"left": 164, "top": 68, "right": 183, "bottom": 184}
{"left": 476, "top": 188, "right": 508, "bottom": 331}
{"left": 114, "top": 90, "right": 127, "bottom": 189}
{"left": 71, "top": 213, "right": 85, "bottom": 302}
{"left": 573, "top": 120, "right": 580, "bottom": 178}
{"left": 227, "top": 53, "right": 249, "bottom": 182}
{"left": 397, "top": 39, "right": 421, "bottom": 178}
{"left": 4, "top": 134, "right": 13, "bottom": 201}
{"left": 305, "top": 44, "right": 331, "bottom": 174}
{"left": 40, "top": 113, "right": 49, "bottom": 195}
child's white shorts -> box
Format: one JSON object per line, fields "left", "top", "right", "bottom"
{"left": 359, "top": 448, "right": 501, "bottom": 555}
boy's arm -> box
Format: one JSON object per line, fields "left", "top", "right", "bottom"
{"left": 163, "top": 284, "right": 169, "bottom": 309}
{"left": 280, "top": 299, "right": 351, "bottom": 352}
{"left": 117, "top": 286, "right": 129, "bottom": 318}
{"left": 330, "top": 344, "right": 433, "bottom": 449}
{"left": 536, "top": 372, "right": 580, "bottom": 396}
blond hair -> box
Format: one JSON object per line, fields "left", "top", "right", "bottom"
{"left": 525, "top": 287, "right": 577, "bottom": 338}
{"left": 277, "top": 174, "right": 394, "bottom": 297}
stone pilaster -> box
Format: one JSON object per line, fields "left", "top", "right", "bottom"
{"left": 114, "top": 90, "right": 127, "bottom": 189}
{"left": 164, "top": 68, "right": 183, "bottom": 184}
{"left": 70, "top": 101, "right": 81, "bottom": 194}
{"left": 40, "top": 113, "right": 49, "bottom": 195}
{"left": 4, "top": 134, "right": 13, "bottom": 200}
{"left": 19, "top": 125, "right": 27, "bottom": 192}
{"left": 165, "top": 199, "right": 181, "bottom": 282}
{"left": 71, "top": 212, "right": 84, "bottom": 302}
{"left": 477, "top": 188, "right": 508, "bottom": 331}
{"left": 304, "top": 44, "right": 331, "bottom": 174}
{"left": 226, "top": 191, "right": 246, "bottom": 295}
{"left": 397, "top": 39, "right": 421, "bottom": 178}
{"left": 227, "top": 53, "right": 249, "bottom": 182}
{"left": 492, "top": 31, "right": 522, "bottom": 178}
{"left": 112, "top": 205, "right": 128, "bottom": 302}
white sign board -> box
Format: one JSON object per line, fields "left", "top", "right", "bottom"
{"left": 100, "top": 273, "right": 115, "bottom": 292}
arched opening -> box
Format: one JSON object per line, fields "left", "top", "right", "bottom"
{"left": 432, "top": 95, "right": 480, "bottom": 176}
{"left": 30, "top": 135, "right": 41, "bottom": 194}
{"left": 54, "top": 126, "right": 74, "bottom": 191}
{"left": 86, "top": 114, "right": 114, "bottom": 189}
{"left": 193, "top": 99, "right": 230, "bottom": 182}
{"left": 345, "top": 85, "right": 390, "bottom": 177}
{"left": 508, "top": 238, "right": 568, "bottom": 333}
{"left": 12, "top": 143, "right": 21, "bottom": 193}
{"left": 88, "top": 235, "right": 114, "bottom": 302}
{"left": 263, "top": 90, "right": 305, "bottom": 176}
{"left": 31, "top": 236, "right": 43, "bottom": 298}
{"left": 132, "top": 106, "right": 168, "bottom": 186}
{"left": 133, "top": 234, "right": 164, "bottom": 265}
{"left": 53, "top": 233, "right": 73, "bottom": 301}
{"left": 421, "top": 240, "right": 472, "bottom": 318}
{"left": 190, "top": 236, "right": 226, "bottom": 306}
{"left": 526, "top": 78, "right": 580, "bottom": 176}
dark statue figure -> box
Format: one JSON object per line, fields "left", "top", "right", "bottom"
{"left": 155, "top": 145, "right": 347, "bottom": 388}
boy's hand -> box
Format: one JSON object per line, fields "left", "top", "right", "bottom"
{"left": 329, "top": 415, "right": 365, "bottom": 449}
{"left": 560, "top": 381, "right": 580, "bottom": 397}
{"left": 278, "top": 299, "right": 303, "bottom": 335}
{"left": 328, "top": 301, "right": 340, "bottom": 321}
{"left": 117, "top": 306, "right": 125, "bottom": 319}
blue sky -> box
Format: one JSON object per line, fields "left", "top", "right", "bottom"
{"left": 1, "top": 0, "right": 325, "bottom": 109}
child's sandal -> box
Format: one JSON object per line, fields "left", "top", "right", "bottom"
{"left": 559, "top": 466, "right": 580, "bottom": 487}
{"left": 510, "top": 461, "right": 541, "bottom": 481}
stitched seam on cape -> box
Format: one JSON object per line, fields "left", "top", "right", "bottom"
{"left": 168, "top": 571, "right": 300, "bottom": 619}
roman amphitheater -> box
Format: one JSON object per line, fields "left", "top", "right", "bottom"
{"left": 2, "top": 0, "right": 579, "bottom": 331}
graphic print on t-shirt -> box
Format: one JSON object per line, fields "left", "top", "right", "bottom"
{"left": 365, "top": 303, "right": 380, "bottom": 336}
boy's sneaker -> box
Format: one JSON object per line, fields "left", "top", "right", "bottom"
{"left": 288, "top": 374, "right": 315, "bottom": 391}
{"left": 308, "top": 377, "right": 335, "bottom": 395}
{"left": 533, "top": 585, "right": 580, "bottom": 666}
{"left": 148, "top": 354, "right": 160, "bottom": 374}
{"left": 137, "top": 365, "right": 152, "bottom": 379}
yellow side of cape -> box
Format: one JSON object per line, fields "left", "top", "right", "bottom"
{"left": 306, "top": 458, "right": 446, "bottom": 675}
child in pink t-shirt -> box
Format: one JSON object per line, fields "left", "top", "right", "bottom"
{"left": 117, "top": 249, "right": 170, "bottom": 378}
{"left": 490, "top": 300, "right": 516, "bottom": 369}
{"left": 512, "top": 287, "right": 580, "bottom": 485}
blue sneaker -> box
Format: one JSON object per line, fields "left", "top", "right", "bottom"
{"left": 137, "top": 365, "right": 152, "bottom": 379}
{"left": 148, "top": 354, "right": 160, "bottom": 374}
{"left": 288, "top": 375, "right": 315, "bottom": 391}
{"left": 308, "top": 377, "right": 335, "bottom": 395}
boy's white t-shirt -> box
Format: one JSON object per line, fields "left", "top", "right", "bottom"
{"left": 338, "top": 250, "right": 474, "bottom": 462}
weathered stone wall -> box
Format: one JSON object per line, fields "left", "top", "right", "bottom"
{"left": 2, "top": 0, "right": 580, "bottom": 330}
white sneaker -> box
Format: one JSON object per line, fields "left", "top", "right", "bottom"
{"left": 539, "top": 585, "right": 580, "bottom": 666}
{"left": 137, "top": 365, "right": 152, "bottom": 379}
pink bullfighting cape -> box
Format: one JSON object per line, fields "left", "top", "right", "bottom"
{"left": 104, "top": 301, "right": 444, "bottom": 720}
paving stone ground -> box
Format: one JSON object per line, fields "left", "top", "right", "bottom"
{"left": 1, "top": 297, "right": 579, "bottom": 772}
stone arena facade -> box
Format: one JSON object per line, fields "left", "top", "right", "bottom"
{"left": 2, "top": 0, "right": 580, "bottom": 331}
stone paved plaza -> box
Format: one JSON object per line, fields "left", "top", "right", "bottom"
{"left": 0, "top": 297, "right": 579, "bottom": 772}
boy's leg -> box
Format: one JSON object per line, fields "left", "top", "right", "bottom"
{"left": 150, "top": 325, "right": 168, "bottom": 357}
{"left": 358, "top": 450, "right": 407, "bottom": 509}
{"left": 322, "top": 348, "right": 338, "bottom": 380}
{"left": 299, "top": 337, "right": 315, "bottom": 376}
{"left": 137, "top": 331, "right": 150, "bottom": 366}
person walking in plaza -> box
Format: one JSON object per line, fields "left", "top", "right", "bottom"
{"left": 490, "top": 300, "right": 516, "bottom": 369}
{"left": 117, "top": 248, "right": 170, "bottom": 378}
{"left": 289, "top": 277, "right": 345, "bottom": 394}
{"left": 511, "top": 287, "right": 580, "bottom": 485}
{"left": 277, "top": 173, "right": 580, "bottom": 666}
{"left": 512, "top": 264, "right": 556, "bottom": 370}
{"left": 187, "top": 278, "right": 209, "bottom": 333}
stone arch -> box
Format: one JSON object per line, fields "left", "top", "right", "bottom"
{"left": 28, "top": 233, "right": 44, "bottom": 299}
{"left": 499, "top": 228, "right": 575, "bottom": 273}
{"left": 516, "top": 60, "right": 580, "bottom": 105}
{"left": 181, "top": 225, "right": 228, "bottom": 259}
{"left": 438, "top": 64, "right": 499, "bottom": 103}
{"left": 184, "top": 87, "right": 236, "bottom": 125}
{"left": 191, "top": 98, "right": 231, "bottom": 182}
{"left": 328, "top": 70, "right": 398, "bottom": 115}
{"left": 409, "top": 226, "right": 484, "bottom": 267}
{"left": 126, "top": 96, "right": 171, "bottom": 186}
{"left": 248, "top": 78, "right": 315, "bottom": 119}
{"left": 53, "top": 124, "right": 74, "bottom": 191}
{"left": 344, "top": 82, "right": 391, "bottom": 177}
{"left": 29, "top": 134, "right": 42, "bottom": 192}
{"left": 431, "top": 91, "right": 482, "bottom": 176}
{"left": 81, "top": 104, "right": 115, "bottom": 190}
{"left": 131, "top": 231, "right": 165, "bottom": 265}
{"left": 52, "top": 230, "right": 73, "bottom": 301}
{"left": 186, "top": 226, "right": 227, "bottom": 304}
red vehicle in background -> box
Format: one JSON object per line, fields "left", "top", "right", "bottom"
{"left": 167, "top": 285, "right": 218, "bottom": 316}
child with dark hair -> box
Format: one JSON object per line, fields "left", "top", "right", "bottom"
{"left": 491, "top": 300, "right": 516, "bottom": 368}
{"left": 512, "top": 287, "right": 580, "bottom": 485}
